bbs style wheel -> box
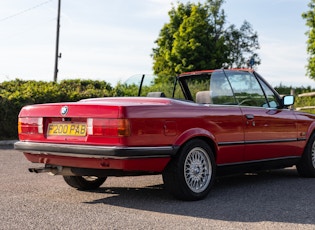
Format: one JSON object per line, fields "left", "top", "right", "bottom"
{"left": 63, "top": 176, "right": 107, "bottom": 190}
{"left": 297, "top": 133, "right": 315, "bottom": 177}
{"left": 163, "top": 139, "right": 216, "bottom": 201}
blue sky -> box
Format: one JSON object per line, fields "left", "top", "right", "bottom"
{"left": 0, "top": 0, "right": 311, "bottom": 87}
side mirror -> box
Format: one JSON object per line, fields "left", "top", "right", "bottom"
{"left": 282, "top": 95, "right": 295, "bottom": 106}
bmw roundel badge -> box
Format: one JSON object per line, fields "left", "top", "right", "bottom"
{"left": 61, "top": 106, "right": 68, "bottom": 116}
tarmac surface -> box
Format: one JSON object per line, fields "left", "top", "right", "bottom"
{"left": 1, "top": 146, "right": 315, "bottom": 229}
{"left": 0, "top": 140, "right": 17, "bottom": 147}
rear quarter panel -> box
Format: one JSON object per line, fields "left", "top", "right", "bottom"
{"left": 124, "top": 101, "right": 245, "bottom": 164}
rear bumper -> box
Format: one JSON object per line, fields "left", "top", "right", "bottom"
{"left": 15, "top": 141, "right": 176, "bottom": 171}
{"left": 14, "top": 141, "right": 178, "bottom": 159}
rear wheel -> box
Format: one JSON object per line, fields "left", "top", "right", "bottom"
{"left": 63, "top": 176, "right": 107, "bottom": 190}
{"left": 296, "top": 133, "right": 315, "bottom": 177}
{"left": 162, "top": 139, "right": 216, "bottom": 201}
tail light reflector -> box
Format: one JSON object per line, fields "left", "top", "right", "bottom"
{"left": 87, "top": 118, "right": 130, "bottom": 137}
{"left": 18, "top": 117, "right": 43, "bottom": 134}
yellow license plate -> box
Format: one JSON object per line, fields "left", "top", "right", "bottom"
{"left": 47, "top": 123, "right": 87, "bottom": 136}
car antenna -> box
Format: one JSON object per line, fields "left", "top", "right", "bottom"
{"left": 138, "top": 74, "right": 145, "bottom": 96}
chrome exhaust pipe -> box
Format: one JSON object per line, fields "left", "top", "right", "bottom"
{"left": 29, "top": 167, "right": 54, "bottom": 173}
{"left": 28, "top": 165, "right": 76, "bottom": 176}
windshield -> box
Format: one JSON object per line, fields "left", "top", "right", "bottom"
{"left": 176, "top": 70, "right": 281, "bottom": 108}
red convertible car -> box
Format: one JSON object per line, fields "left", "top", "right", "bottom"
{"left": 15, "top": 69, "right": 315, "bottom": 200}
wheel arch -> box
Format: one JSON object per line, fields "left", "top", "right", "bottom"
{"left": 173, "top": 128, "right": 218, "bottom": 160}
{"left": 300, "top": 122, "right": 315, "bottom": 155}
{"left": 305, "top": 122, "right": 315, "bottom": 141}
{"left": 163, "top": 132, "right": 217, "bottom": 200}
{"left": 296, "top": 129, "right": 315, "bottom": 177}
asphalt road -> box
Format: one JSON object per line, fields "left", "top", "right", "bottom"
{"left": 1, "top": 147, "right": 315, "bottom": 230}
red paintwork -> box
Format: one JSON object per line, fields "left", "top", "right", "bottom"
{"left": 15, "top": 69, "right": 315, "bottom": 175}
{"left": 179, "top": 68, "right": 254, "bottom": 77}
{"left": 23, "top": 153, "right": 170, "bottom": 172}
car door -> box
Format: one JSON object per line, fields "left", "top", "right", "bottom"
{"left": 207, "top": 71, "right": 245, "bottom": 164}
{"left": 226, "top": 71, "right": 298, "bottom": 162}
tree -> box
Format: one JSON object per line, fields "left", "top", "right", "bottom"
{"left": 225, "top": 21, "right": 260, "bottom": 68}
{"left": 152, "top": 0, "right": 260, "bottom": 82}
{"left": 303, "top": 0, "right": 315, "bottom": 80}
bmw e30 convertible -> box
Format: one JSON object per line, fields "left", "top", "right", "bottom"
{"left": 14, "top": 69, "right": 315, "bottom": 200}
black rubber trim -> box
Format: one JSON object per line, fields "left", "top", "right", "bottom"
{"left": 14, "top": 141, "right": 178, "bottom": 159}
{"left": 218, "top": 138, "right": 304, "bottom": 146}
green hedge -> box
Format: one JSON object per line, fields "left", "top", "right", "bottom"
{"left": 275, "top": 85, "right": 315, "bottom": 113}
{"left": 1, "top": 79, "right": 315, "bottom": 140}
{"left": 0, "top": 79, "right": 113, "bottom": 140}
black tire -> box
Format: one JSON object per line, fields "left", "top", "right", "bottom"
{"left": 63, "top": 176, "right": 107, "bottom": 190}
{"left": 162, "top": 139, "right": 216, "bottom": 201}
{"left": 296, "top": 133, "right": 315, "bottom": 177}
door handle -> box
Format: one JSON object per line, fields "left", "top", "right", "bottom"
{"left": 245, "top": 114, "right": 254, "bottom": 120}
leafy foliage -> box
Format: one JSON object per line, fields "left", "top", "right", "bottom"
{"left": 114, "top": 78, "right": 175, "bottom": 98}
{"left": 303, "top": 0, "right": 315, "bottom": 80}
{"left": 0, "top": 79, "right": 113, "bottom": 139}
{"left": 275, "top": 84, "right": 315, "bottom": 113}
{"left": 1, "top": 77, "right": 315, "bottom": 140}
{"left": 114, "top": 82, "right": 140, "bottom": 97}
{"left": 152, "top": 0, "right": 260, "bottom": 82}
{"left": 225, "top": 21, "right": 260, "bottom": 68}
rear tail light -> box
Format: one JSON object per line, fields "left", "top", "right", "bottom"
{"left": 87, "top": 118, "right": 130, "bottom": 137}
{"left": 18, "top": 117, "right": 43, "bottom": 134}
